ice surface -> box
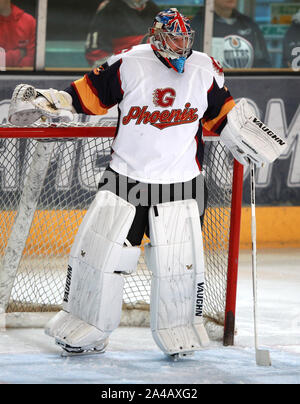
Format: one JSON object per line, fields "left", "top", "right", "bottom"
{"left": 0, "top": 249, "right": 299, "bottom": 384}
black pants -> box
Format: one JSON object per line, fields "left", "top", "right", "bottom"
{"left": 98, "top": 166, "right": 207, "bottom": 246}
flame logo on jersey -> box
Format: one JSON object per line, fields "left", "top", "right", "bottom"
{"left": 153, "top": 88, "right": 176, "bottom": 108}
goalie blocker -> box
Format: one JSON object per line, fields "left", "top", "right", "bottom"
{"left": 219, "top": 98, "right": 287, "bottom": 166}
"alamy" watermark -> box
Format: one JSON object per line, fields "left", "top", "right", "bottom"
{"left": 291, "top": 47, "right": 300, "bottom": 72}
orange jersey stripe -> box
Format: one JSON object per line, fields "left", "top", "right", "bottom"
{"left": 202, "top": 97, "right": 236, "bottom": 132}
{"left": 73, "top": 76, "right": 108, "bottom": 116}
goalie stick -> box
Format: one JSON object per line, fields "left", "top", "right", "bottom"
{"left": 250, "top": 161, "right": 272, "bottom": 367}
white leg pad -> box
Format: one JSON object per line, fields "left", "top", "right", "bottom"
{"left": 45, "top": 190, "right": 136, "bottom": 349}
{"left": 145, "top": 199, "right": 209, "bottom": 356}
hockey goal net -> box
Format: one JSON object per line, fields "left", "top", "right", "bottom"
{"left": 0, "top": 121, "right": 243, "bottom": 345}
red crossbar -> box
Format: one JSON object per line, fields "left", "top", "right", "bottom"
{"left": 0, "top": 126, "right": 116, "bottom": 138}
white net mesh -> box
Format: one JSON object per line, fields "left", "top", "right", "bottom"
{"left": 0, "top": 124, "right": 236, "bottom": 339}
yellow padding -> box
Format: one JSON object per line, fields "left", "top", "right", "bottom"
{"left": 1, "top": 207, "right": 299, "bottom": 256}
{"left": 240, "top": 206, "right": 300, "bottom": 249}
{"left": 0, "top": 210, "right": 86, "bottom": 256}
{"left": 131, "top": 207, "right": 300, "bottom": 249}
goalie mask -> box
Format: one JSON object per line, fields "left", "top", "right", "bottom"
{"left": 149, "top": 8, "right": 195, "bottom": 73}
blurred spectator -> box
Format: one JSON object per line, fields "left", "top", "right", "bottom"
{"left": 85, "top": 0, "right": 159, "bottom": 67}
{"left": 0, "top": 0, "right": 36, "bottom": 67}
{"left": 46, "top": 0, "right": 100, "bottom": 41}
{"left": 13, "top": 0, "right": 35, "bottom": 17}
{"left": 192, "top": 0, "right": 271, "bottom": 68}
{"left": 282, "top": 10, "right": 300, "bottom": 68}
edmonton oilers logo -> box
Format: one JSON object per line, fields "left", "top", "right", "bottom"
{"left": 222, "top": 35, "right": 254, "bottom": 69}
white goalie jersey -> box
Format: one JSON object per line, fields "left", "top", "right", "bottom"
{"left": 66, "top": 44, "right": 236, "bottom": 184}
{"left": 9, "top": 44, "right": 287, "bottom": 182}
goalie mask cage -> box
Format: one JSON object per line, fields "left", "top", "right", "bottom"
{"left": 0, "top": 123, "right": 243, "bottom": 346}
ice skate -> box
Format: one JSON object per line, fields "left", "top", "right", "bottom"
{"left": 56, "top": 338, "right": 109, "bottom": 357}
{"left": 168, "top": 351, "right": 195, "bottom": 362}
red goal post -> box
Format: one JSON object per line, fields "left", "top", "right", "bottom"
{"left": 0, "top": 123, "right": 243, "bottom": 345}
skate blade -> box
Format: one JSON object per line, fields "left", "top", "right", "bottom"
{"left": 168, "top": 351, "right": 195, "bottom": 361}
{"left": 56, "top": 338, "right": 108, "bottom": 358}
{"left": 61, "top": 348, "right": 106, "bottom": 357}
